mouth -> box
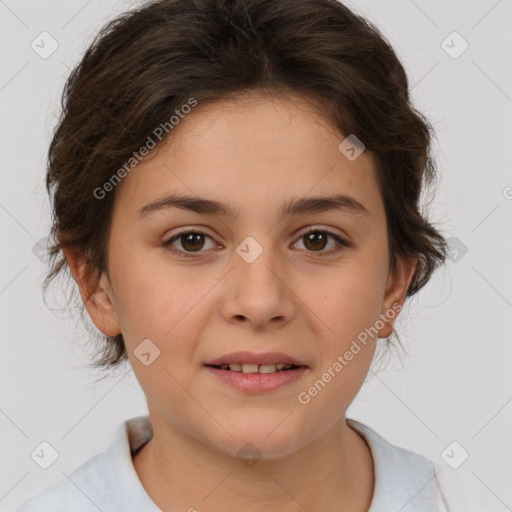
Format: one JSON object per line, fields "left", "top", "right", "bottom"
{"left": 204, "top": 350, "right": 309, "bottom": 368}
{"left": 203, "top": 351, "right": 309, "bottom": 393}
{"left": 205, "top": 363, "right": 305, "bottom": 374}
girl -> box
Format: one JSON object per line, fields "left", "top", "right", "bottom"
{"left": 17, "top": 0, "right": 469, "bottom": 510}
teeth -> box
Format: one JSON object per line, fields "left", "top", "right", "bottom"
{"left": 241, "top": 363, "right": 259, "bottom": 373}
{"left": 219, "top": 363, "right": 295, "bottom": 373}
{"left": 258, "top": 364, "right": 277, "bottom": 374}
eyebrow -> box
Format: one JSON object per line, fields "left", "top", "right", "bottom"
{"left": 137, "top": 193, "right": 370, "bottom": 220}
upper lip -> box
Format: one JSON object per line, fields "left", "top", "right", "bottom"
{"left": 204, "top": 351, "right": 308, "bottom": 367}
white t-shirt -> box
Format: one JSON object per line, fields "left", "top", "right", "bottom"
{"left": 15, "top": 415, "right": 471, "bottom": 511}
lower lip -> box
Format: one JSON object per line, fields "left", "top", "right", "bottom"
{"left": 204, "top": 365, "right": 308, "bottom": 393}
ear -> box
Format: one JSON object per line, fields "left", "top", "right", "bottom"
{"left": 378, "top": 255, "right": 417, "bottom": 338}
{"left": 63, "top": 247, "right": 122, "bottom": 337}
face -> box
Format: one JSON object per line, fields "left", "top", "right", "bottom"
{"left": 71, "top": 93, "right": 415, "bottom": 458}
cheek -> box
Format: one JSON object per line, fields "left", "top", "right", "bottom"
{"left": 110, "top": 251, "right": 207, "bottom": 345}
{"left": 308, "top": 264, "right": 386, "bottom": 345}
{"left": 299, "top": 281, "right": 381, "bottom": 420}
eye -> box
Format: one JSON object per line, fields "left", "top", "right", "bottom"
{"left": 163, "top": 227, "right": 349, "bottom": 258}
{"left": 163, "top": 230, "right": 217, "bottom": 258}
{"left": 292, "top": 228, "right": 349, "bottom": 257}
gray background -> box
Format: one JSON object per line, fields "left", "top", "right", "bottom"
{"left": 1, "top": 0, "right": 511, "bottom": 510}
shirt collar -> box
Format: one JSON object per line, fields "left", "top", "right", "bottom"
{"left": 104, "top": 415, "right": 440, "bottom": 512}
{"left": 102, "top": 415, "right": 160, "bottom": 511}
{"left": 347, "top": 418, "right": 440, "bottom": 512}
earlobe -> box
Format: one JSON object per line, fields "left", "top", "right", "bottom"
{"left": 378, "top": 256, "right": 417, "bottom": 338}
{"left": 89, "top": 273, "right": 122, "bottom": 337}
{"left": 62, "top": 247, "right": 122, "bottom": 337}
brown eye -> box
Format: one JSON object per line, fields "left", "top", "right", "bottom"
{"left": 293, "top": 229, "right": 349, "bottom": 257}
{"left": 163, "top": 227, "right": 349, "bottom": 259}
{"left": 179, "top": 233, "right": 206, "bottom": 252}
{"left": 163, "top": 230, "right": 216, "bottom": 257}
{"left": 302, "top": 231, "right": 329, "bottom": 251}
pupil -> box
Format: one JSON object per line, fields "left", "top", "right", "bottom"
{"left": 305, "top": 232, "right": 326, "bottom": 251}
{"left": 183, "top": 233, "right": 204, "bottom": 251}
{"left": 180, "top": 232, "right": 327, "bottom": 253}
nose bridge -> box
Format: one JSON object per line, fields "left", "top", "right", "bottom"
{"left": 222, "top": 232, "right": 295, "bottom": 325}
{"left": 234, "top": 233, "right": 284, "bottom": 293}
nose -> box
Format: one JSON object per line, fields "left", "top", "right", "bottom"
{"left": 219, "top": 240, "right": 296, "bottom": 331}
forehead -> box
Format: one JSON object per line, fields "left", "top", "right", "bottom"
{"left": 113, "top": 93, "right": 384, "bottom": 223}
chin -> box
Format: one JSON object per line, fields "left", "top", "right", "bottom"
{"left": 204, "top": 423, "right": 310, "bottom": 462}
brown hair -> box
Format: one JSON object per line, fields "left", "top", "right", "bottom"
{"left": 43, "top": 0, "right": 447, "bottom": 372}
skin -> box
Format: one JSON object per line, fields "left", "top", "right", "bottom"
{"left": 64, "top": 92, "right": 416, "bottom": 512}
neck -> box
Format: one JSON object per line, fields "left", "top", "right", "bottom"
{"left": 133, "top": 409, "right": 374, "bottom": 512}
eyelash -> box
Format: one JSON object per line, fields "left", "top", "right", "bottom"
{"left": 162, "top": 227, "right": 349, "bottom": 259}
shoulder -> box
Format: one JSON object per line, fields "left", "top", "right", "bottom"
{"left": 15, "top": 452, "right": 108, "bottom": 512}
{"left": 15, "top": 416, "right": 156, "bottom": 512}
{"left": 347, "top": 418, "right": 470, "bottom": 511}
